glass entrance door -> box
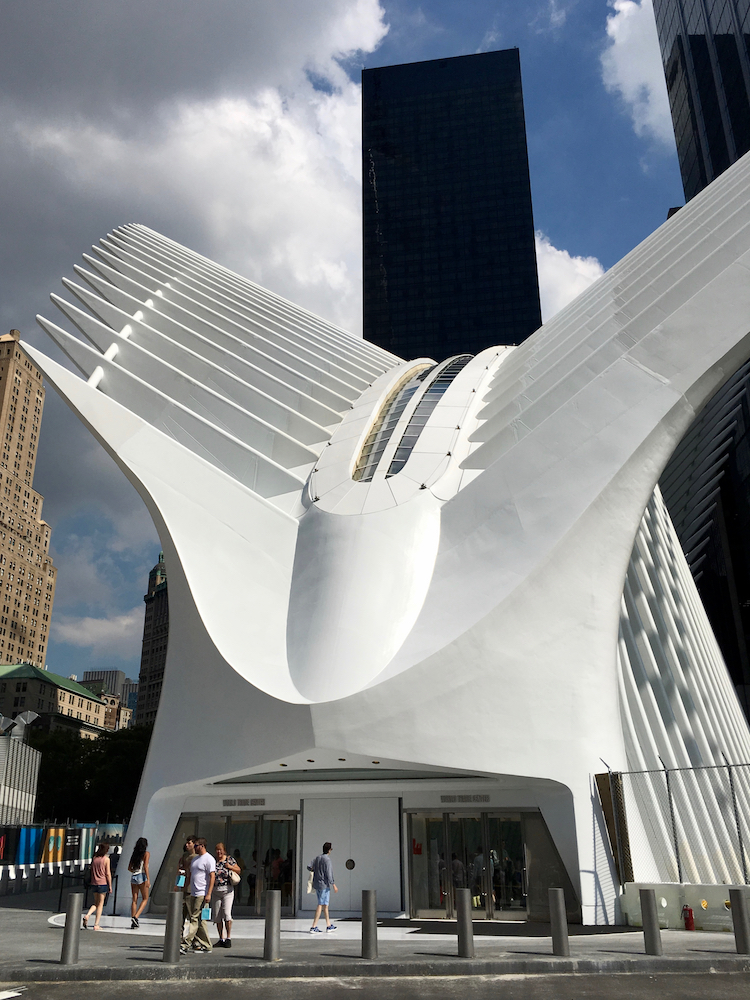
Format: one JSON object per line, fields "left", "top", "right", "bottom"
{"left": 155, "top": 812, "right": 297, "bottom": 917}
{"left": 486, "top": 815, "right": 526, "bottom": 918}
{"left": 408, "top": 814, "right": 448, "bottom": 917}
{"left": 446, "top": 814, "right": 486, "bottom": 918}
{"left": 227, "top": 817, "right": 259, "bottom": 911}
{"left": 257, "top": 815, "right": 296, "bottom": 916}
{"left": 408, "top": 811, "right": 529, "bottom": 920}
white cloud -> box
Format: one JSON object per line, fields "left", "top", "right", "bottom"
{"left": 548, "top": 1, "right": 569, "bottom": 29}
{"left": 7, "top": 0, "right": 389, "bottom": 335}
{"left": 52, "top": 607, "right": 144, "bottom": 660}
{"left": 530, "top": 0, "right": 570, "bottom": 33}
{"left": 16, "top": 86, "right": 366, "bottom": 332}
{"left": 535, "top": 232, "right": 605, "bottom": 321}
{"left": 601, "top": 0, "right": 674, "bottom": 147}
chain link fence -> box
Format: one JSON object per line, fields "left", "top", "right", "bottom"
{"left": 598, "top": 761, "right": 750, "bottom": 885}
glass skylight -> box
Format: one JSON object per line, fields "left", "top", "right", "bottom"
{"left": 386, "top": 355, "right": 472, "bottom": 477}
{"left": 353, "top": 365, "right": 434, "bottom": 482}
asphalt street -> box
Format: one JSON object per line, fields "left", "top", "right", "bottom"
{"left": 1, "top": 973, "right": 749, "bottom": 999}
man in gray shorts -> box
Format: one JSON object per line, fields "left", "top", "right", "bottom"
{"left": 308, "top": 841, "right": 338, "bottom": 933}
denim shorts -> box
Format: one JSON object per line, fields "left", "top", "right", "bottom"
{"left": 316, "top": 887, "right": 330, "bottom": 906}
{"left": 93, "top": 884, "right": 108, "bottom": 893}
{"left": 131, "top": 872, "right": 146, "bottom": 885}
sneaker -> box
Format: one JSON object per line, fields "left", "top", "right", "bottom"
{"left": 179, "top": 945, "right": 189, "bottom": 955}
{"left": 130, "top": 917, "right": 138, "bottom": 929}
{"left": 192, "top": 944, "right": 210, "bottom": 953}
{"left": 309, "top": 926, "right": 323, "bottom": 934}
{"left": 215, "top": 939, "right": 225, "bottom": 948}
{"left": 224, "top": 939, "right": 232, "bottom": 949}
{"left": 326, "top": 924, "right": 338, "bottom": 932}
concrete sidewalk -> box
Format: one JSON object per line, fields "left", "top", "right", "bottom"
{"left": 1, "top": 893, "right": 749, "bottom": 982}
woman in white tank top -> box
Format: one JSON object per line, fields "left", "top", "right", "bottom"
{"left": 128, "top": 837, "right": 150, "bottom": 929}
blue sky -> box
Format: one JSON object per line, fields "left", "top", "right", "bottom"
{"left": 0, "top": 0, "right": 683, "bottom": 683}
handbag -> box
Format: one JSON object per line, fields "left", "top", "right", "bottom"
{"left": 229, "top": 870, "right": 241, "bottom": 886}
{"left": 306, "top": 870, "right": 314, "bottom": 894}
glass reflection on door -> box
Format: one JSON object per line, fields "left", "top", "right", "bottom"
{"left": 227, "top": 818, "right": 259, "bottom": 911}
{"left": 409, "top": 814, "right": 447, "bottom": 917}
{"left": 408, "top": 812, "right": 528, "bottom": 920}
{"left": 447, "top": 815, "right": 485, "bottom": 917}
{"left": 257, "top": 816, "right": 296, "bottom": 916}
{"left": 486, "top": 815, "right": 526, "bottom": 917}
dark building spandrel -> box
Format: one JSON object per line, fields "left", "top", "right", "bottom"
{"left": 362, "top": 49, "right": 542, "bottom": 362}
{"left": 653, "top": 0, "right": 750, "bottom": 201}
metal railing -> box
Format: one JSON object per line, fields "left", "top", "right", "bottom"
{"left": 599, "top": 760, "right": 750, "bottom": 885}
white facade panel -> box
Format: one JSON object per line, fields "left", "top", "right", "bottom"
{"left": 349, "top": 798, "right": 401, "bottom": 912}
{"left": 300, "top": 797, "right": 401, "bottom": 913}
{"left": 300, "top": 798, "right": 352, "bottom": 910}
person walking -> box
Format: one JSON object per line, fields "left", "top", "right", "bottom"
{"left": 308, "top": 841, "right": 338, "bottom": 933}
{"left": 83, "top": 842, "right": 111, "bottom": 931}
{"left": 213, "top": 843, "right": 241, "bottom": 948}
{"left": 176, "top": 835, "right": 197, "bottom": 922}
{"left": 128, "top": 837, "right": 150, "bottom": 929}
{"left": 181, "top": 837, "right": 215, "bottom": 953}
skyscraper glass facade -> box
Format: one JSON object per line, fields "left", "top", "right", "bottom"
{"left": 362, "top": 49, "right": 542, "bottom": 362}
{"left": 653, "top": 0, "right": 750, "bottom": 200}
{"left": 654, "top": 0, "right": 750, "bottom": 716}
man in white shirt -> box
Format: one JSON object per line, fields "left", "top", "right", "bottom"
{"left": 181, "top": 837, "right": 216, "bottom": 953}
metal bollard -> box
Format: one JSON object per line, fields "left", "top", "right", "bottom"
{"left": 162, "top": 889, "right": 183, "bottom": 964}
{"left": 0, "top": 866, "right": 9, "bottom": 897}
{"left": 60, "top": 891, "right": 84, "bottom": 965}
{"left": 263, "top": 890, "right": 281, "bottom": 961}
{"left": 455, "top": 888, "right": 475, "bottom": 959}
{"left": 549, "top": 887, "right": 570, "bottom": 957}
{"left": 40, "top": 865, "right": 49, "bottom": 893}
{"left": 639, "top": 888, "right": 663, "bottom": 957}
{"left": 729, "top": 888, "right": 750, "bottom": 955}
{"left": 362, "top": 889, "right": 378, "bottom": 960}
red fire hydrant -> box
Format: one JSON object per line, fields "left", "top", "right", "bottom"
{"left": 682, "top": 905, "right": 695, "bottom": 931}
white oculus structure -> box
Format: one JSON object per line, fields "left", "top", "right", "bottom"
{"left": 29, "top": 152, "right": 750, "bottom": 924}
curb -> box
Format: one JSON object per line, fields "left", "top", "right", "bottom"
{"left": 1, "top": 955, "right": 750, "bottom": 982}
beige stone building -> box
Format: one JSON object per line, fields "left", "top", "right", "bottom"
{"left": 0, "top": 330, "right": 57, "bottom": 666}
{"left": 84, "top": 684, "right": 133, "bottom": 731}
{"left": 0, "top": 663, "right": 105, "bottom": 739}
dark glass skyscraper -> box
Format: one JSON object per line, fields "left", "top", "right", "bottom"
{"left": 654, "top": 0, "right": 750, "bottom": 716}
{"left": 653, "top": 0, "right": 750, "bottom": 201}
{"left": 362, "top": 49, "right": 542, "bottom": 362}
{"left": 135, "top": 551, "right": 169, "bottom": 726}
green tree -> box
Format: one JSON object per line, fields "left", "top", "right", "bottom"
{"left": 29, "top": 724, "right": 152, "bottom": 823}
